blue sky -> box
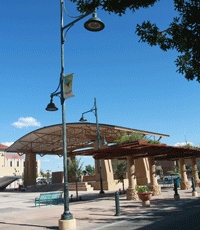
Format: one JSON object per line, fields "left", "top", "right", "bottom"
{"left": 1, "top": 0, "right": 200, "bottom": 173}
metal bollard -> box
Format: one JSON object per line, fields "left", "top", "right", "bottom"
{"left": 174, "top": 178, "right": 180, "bottom": 201}
{"left": 192, "top": 176, "right": 196, "bottom": 192}
{"left": 115, "top": 191, "right": 121, "bottom": 216}
{"left": 174, "top": 179, "right": 178, "bottom": 195}
{"left": 191, "top": 176, "right": 198, "bottom": 196}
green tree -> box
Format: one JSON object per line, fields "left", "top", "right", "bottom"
{"left": 182, "top": 143, "right": 193, "bottom": 148}
{"left": 113, "top": 160, "right": 127, "bottom": 193}
{"left": 71, "top": 0, "right": 200, "bottom": 82}
{"left": 84, "top": 164, "right": 95, "bottom": 175}
{"left": 115, "top": 132, "right": 148, "bottom": 144}
{"left": 147, "top": 139, "right": 160, "bottom": 145}
{"left": 68, "top": 158, "right": 83, "bottom": 200}
{"left": 114, "top": 132, "right": 160, "bottom": 144}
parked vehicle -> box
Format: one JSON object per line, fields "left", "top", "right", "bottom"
{"left": 163, "top": 173, "right": 180, "bottom": 181}
{"left": 36, "top": 178, "right": 47, "bottom": 185}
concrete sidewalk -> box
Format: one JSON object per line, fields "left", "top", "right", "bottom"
{"left": 0, "top": 186, "right": 199, "bottom": 230}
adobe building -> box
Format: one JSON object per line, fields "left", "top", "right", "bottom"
{"left": 0, "top": 143, "right": 41, "bottom": 188}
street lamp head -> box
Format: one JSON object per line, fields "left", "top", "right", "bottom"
{"left": 84, "top": 11, "right": 105, "bottom": 32}
{"left": 46, "top": 98, "right": 58, "bottom": 111}
{"left": 79, "top": 114, "right": 87, "bottom": 122}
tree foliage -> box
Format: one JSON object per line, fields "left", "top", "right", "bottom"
{"left": 68, "top": 158, "right": 83, "bottom": 200}
{"left": 113, "top": 160, "right": 127, "bottom": 181}
{"left": 146, "top": 139, "right": 160, "bottom": 144}
{"left": 115, "top": 132, "right": 147, "bottom": 144}
{"left": 70, "top": 0, "right": 200, "bottom": 82}
{"left": 113, "top": 159, "right": 127, "bottom": 192}
{"left": 68, "top": 158, "right": 83, "bottom": 179}
{"left": 40, "top": 170, "right": 48, "bottom": 178}
{"left": 83, "top": 164, "right": 95, "bottom": 175}
{"left": 114, "top": 132, "right": 160, "bottom": 144}
{"left": 70, "top": 0, "right": 158, "bottom": 15}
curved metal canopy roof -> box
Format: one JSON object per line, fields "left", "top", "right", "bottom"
{"left": 6, "top": 122, "right": 169, "bottom": 156}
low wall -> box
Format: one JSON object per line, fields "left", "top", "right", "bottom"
{"left": 83, "top": 175, "right": 96, "bottom": 182}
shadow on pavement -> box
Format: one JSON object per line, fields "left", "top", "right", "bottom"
{"left": 0, "top": 222, "right": 58, "bottom": 230}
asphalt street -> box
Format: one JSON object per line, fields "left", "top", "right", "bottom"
{"left": 94, "top": 197, "right": 200, "bottom": 230}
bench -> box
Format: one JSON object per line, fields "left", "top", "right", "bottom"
{"left": 35, "top": 192, "right": 63, "bottom": 207}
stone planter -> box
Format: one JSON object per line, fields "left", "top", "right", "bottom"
{"left": 138, "top": 192, "right": 153, "bottom": 207}
{"left": 138, "top": 192, "right": 153, "bottom": 201}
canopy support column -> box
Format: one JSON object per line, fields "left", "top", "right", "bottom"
{"left": 179, "top": 158, "right": 190, "bottom": 190}
{"left": 191, "top": 158, "right": 199, "bottom": 187}
{"left": 24, "top": 153, "right": 36, "bottom": 187}
{"left": 126, "top": 156, "right": 138, "bottom": 200}
{"left": 148, "top": 156, "right": 161, "bottom": 195}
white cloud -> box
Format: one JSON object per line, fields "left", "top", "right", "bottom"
{"left": 174, "top": 142, "right": 194, "bottom": 147}
{"left": 12, "top": 117, "right": 41, "bottom": 129}
{"left": 1, "top": 142, "right": 14, "bottom": 147}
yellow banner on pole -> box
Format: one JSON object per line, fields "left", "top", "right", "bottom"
{"left": 64, "top": 73, "right": 74, "bottom": 99}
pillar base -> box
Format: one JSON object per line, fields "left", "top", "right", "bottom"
{"left": 59, "top": 218, "right": 76, "bottom": 230}
{"left": 174, "top": 194, "right": 180, "bottom": 201}
{"left": 148, "top": 185, "right": 161, "bottom": 196}
{"left": 142, "top": 200, "right": 150, "bottom": 207}
{"left": 192, "top": 191, "right": 198, "bottom": 197}
{"left": 180, "top": 181, "right": 191, "bottom": 190}
{"left": 126, "top": 188, "right": 138, "bottom": 200}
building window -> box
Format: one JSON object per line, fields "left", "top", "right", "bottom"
{"left": 23, "top": 161, "right": 25, "bottom": 167}
{"left": 17, "top": 161, "right": 19, "bottom": 167}
{"left": 10, "top": 161, "right": 12, "bottom": 167}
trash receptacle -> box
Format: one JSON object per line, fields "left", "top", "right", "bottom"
{"left": 18, "top": 185, "right": 23, "bottom": 191}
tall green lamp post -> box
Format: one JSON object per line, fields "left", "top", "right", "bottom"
{"left": 79, "top": 98, "right": 105, "bottom": 195}
{"left": 46, "top": 1, "right": 104, "bottom": 228}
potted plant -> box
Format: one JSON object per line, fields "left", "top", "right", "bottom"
{"left": 136, "top": 185, "right": 153, "bottom": 204}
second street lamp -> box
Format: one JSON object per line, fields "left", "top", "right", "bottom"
{"left": 79, "top": 98, "right": 105, "bottom": 195}
{"left": 46, "top": 0, "right": 105, "bottom": 228}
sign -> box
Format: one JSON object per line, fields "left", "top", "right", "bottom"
{"left": 64, "top": 73, "right": 74, "bottom": 99}
{"left": 47, "top": 172, "right": 50, "bottom": 177}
